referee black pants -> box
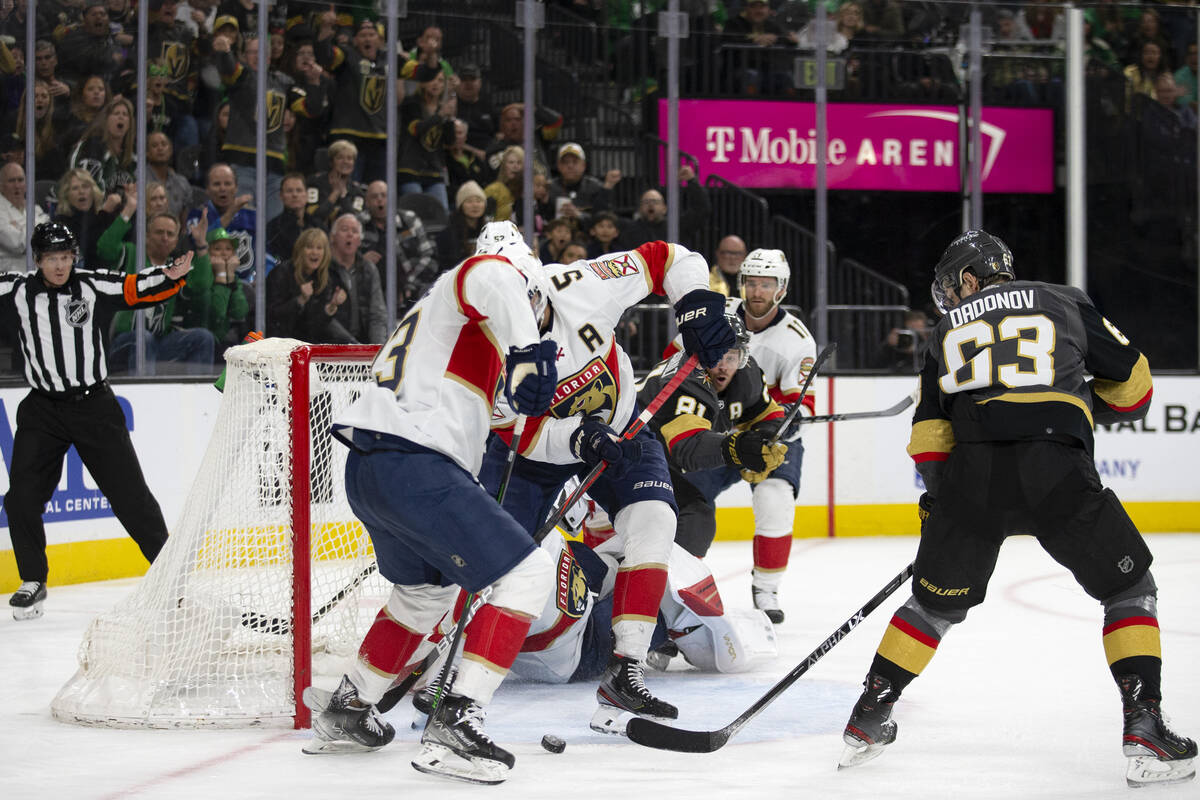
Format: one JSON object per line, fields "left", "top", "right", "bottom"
{"left": 3, "top": 387, "right": 169, "bottom": 583}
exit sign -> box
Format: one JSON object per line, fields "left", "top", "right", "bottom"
{"left": 794, "top": 57, "right": 845, "bottom": 90}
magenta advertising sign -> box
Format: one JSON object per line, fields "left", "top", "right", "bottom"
{"left": 659, "top": 99, "right": 1054, "bottom": 193}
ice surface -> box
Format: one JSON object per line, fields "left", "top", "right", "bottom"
{"left": 3, "top": 534, "right": 1197, "bottom": 799}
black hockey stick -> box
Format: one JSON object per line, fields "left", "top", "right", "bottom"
{"left": 625, "top": 561, "right": 915, "bottom": 753}
{"left": 531, "top": 353, "right": 701, "bottom": 544}
{"left": 768, "top": 342, "right": 837, "bottom": 447}
{"left": 241, "top": 562, "right": 377, "bottom": 635}
{"left": 420, "top": 416, "right": 527, "bottom": 728}
{"left": 795, "top": 388, "right": 918, "bottom": 426}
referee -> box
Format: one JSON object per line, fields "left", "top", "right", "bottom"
{"left": 1, "top": 222, "right": 195, "bottom": 620}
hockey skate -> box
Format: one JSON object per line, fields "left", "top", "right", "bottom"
{"left": 9, "top": 581, "right": 46, "bottom": 621}
{"left": 751, "top": 584, "right": 784, "bottom": 624}
{"left": 411, "top": 694, "right": 514, "bottom": 785}
{"left": 1118, "top": 675, "right": 1197, "bottom": 788}
{"left": 838, "top": 673, "right": 899, "bottom": 769}
{"left": 302, "top": 676, "right": 395, "bottom": 755}
{"left": 591, "top": 654, "right": 679, "bottom": 735}
{"left": 411, "top": 665, "right": 457, "bottom": 729}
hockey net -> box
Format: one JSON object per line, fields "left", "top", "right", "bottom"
{"left": 51, "top": 339, "right": 389, "bottom": 729}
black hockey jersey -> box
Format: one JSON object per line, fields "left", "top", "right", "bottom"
{"left": 316, "top": 38, "right": 387, "bottom": 140}
{"left": 908, "top": 280, "right": 1152, "bottom": 474}
{"left": 638, "top": 351, "right": 784, "bottom": 473}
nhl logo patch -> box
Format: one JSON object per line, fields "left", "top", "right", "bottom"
{"left": 1117, "top": 555, "right": 1134, "bottom": 574}
{"left": 65, "top": 298, "right": 90, "bottom": 327}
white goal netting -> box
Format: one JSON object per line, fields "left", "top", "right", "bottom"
{"left": 51, "top": 339, "right": 390, "bottom": 728}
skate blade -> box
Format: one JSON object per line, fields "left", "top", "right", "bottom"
{"left": 837, "top": 740, "right": 888, "bottom": 770}
{"left": 589, "top": 704, "right": 641, "bottom": 736}
{"left": 1125, "top": 755, "right": 1195, "bottom": 787}
{"left": 301, "top": 687, "right": 333, "bottom": 713}
{"left": 12, "top": 602, "right": 44, "bottom": 621}
{"left": 411, "top": 742, "right": 508, "bottom": 785}
{"left": 301, "top": 737, "right": 385, "bottom": 755}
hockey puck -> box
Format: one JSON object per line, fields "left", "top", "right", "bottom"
{"left": 541, "top": 734, "right": 566, "bottom": 753}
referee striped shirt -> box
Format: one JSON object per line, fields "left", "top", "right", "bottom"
{"left": 0, "top": 266, "right": 185, "bottom": 394}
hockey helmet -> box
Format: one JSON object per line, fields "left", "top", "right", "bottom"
{"left": 475, "top": 220, "right": 525, "bottom": 254}
{"left": 31, "top": 221, "right": 78, "bottom": 261}
{"left": 738, "top": 248, "right": 789, "bottom": 317}
{"left": 931, "top": 229, "right": 1014, "bottom": 313}
{"left": 710, "top": 311, "right": 751, "bottom": 374}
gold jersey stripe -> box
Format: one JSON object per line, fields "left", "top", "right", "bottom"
{"left": 907, "top": 418, "right": 955, "bottom": 459}
{"left": 977, "top": 389, "right": 1094, "bottom": 427}
{"left": 1093, "top": 353, "right": 1152, "bottom": 410}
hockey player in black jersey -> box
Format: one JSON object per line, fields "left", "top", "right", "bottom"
{"left": 637, "top": 314, "right": 791, "bottom": 562}
{"left": 837, "top": 230, "right": 1195, "bottom": 788}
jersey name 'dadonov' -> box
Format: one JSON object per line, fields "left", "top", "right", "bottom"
{"left": 947, "top": 288, "right": 1037, "bottom": 328}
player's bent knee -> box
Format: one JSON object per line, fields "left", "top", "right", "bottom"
{"left": 907, "top": 592, "right": 969, "bottom": 629}
{"left": 1102, "top": 570, "right": 1158, "bottom": 615}
{"left": 615, "top": 500, "right": 676, "bottom": 566}
{"left": 385, "top": 583, "right": 460, "bottom": 631}
{"left": 751, "top": 478, "right": 794, "bottom": 538}
{"left": 489, "top": 546, "right": 554, "bottom": 618}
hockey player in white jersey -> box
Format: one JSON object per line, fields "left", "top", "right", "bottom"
{"left": 310, "top": 247, "right": 560, "bottom": 785}
{"left": 666, "top": 248, "right": 817, "bottom": 623}
{"left": 473, "top": 224, "right": 737, "bottom": 734}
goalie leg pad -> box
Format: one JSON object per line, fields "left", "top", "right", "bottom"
{"left": 673, "top": 608, "right": 779, "bottom": 673}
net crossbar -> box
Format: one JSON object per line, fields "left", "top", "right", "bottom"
{"left": 51, "top": 340, "right": 386, "bottom": 729}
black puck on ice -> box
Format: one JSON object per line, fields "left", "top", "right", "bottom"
{"left": 541, "top": 734, "right": 566, "bottom": 753}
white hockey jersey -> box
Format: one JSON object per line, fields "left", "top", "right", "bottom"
{"left": 725, "top": 297, "right": 818, "bottom": 412}
{"left": 332, "top": 254, "right": 543, "bottom": 475}
{"left": 493, "top": 241, "right": 711, "bottom": 465}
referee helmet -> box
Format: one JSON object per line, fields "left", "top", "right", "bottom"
{"left": 31, "top": 222, "right": 79, "bottom": 261}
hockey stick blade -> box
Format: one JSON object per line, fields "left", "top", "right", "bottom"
{"left": 241, "top": 562, "right": 378, "bottom": 635}
{"left": 625, "top": 562, "right": 915, "bottom": 753}
{"left": 796, "top": 388, "right": 918, "bottom": 426}
{"left": 769, "top": 341, "right": 837, "bottom": 447}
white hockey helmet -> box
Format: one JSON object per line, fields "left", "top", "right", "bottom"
{"left": 474, "top": 221, "right": 549, "bottom": 321}
{"left": 738, "top": 248, "right": 790, "bottom": 317}
{"left": 475, "top": 220, "right": 525, "bottom": 254}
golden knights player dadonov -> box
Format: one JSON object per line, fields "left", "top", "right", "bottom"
{"left": 838, "top": 230, "right": 1196, "bottom": 788}
{"left": 640, "top": 315, "right": 792, "bottom": 561}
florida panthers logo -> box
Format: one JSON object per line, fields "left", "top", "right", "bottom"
{"left": 554, "top": 550, "right": 588, "bottom": 619}
{"left": 548, "top": 358, "right": 618, "bottom": 422}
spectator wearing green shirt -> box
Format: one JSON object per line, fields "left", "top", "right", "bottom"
{"left": 179, "top": 225, "right": 250, "bottom": 351}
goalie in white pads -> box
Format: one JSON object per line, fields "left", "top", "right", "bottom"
{"left": 475, "top": 225, "right": 736, "bottom": 734}
{"left": 665, "top": 249, "right": 817, "bottom": 623}
{"left": 313, "top": 246, "right": 560, "bottom": 786}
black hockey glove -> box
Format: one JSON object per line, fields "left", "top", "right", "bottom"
{"left": 569, "top": 417, "right": 642, "bottom": 479}
{"left": 917, "top": 492, "right": 934, "bottom": 529}
{"left": 505, "top": 340, "right": 559, "bottom": 416}
{"left": 722, "top": 429, "right": 787, "bottom": 473}
{"left": 674, "top": 288, "right": 736, "bottom": 368}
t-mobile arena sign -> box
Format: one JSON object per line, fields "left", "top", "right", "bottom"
{"left": 659, "top": 99, "right": 1054, "bottom": 193}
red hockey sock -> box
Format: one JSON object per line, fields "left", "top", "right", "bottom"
{"left": 462, "top": 604, "right": 534, "bottom": 672}
{"left": 358, "top": 608, "right": 425, "bottom": 676}
{"left": 753, "top": 534, "right": 792, "bottom": 573}
{"left": 612, "top": 566, "right": 668, "bottom": 622}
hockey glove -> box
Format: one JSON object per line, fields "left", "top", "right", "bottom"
{"left": 505, "top": 340, "right": 559, "bottom": 416}
{"left": 569, "top": 417, "right": 642, "bottom": 480}
{"left": 917, "top": 492, "right": 934, "bottom": 528}
{"left": 674, "top": 289, "right": 736, "bottom": 368}
{"left": 723, "top": 429, "right": 787, "bottom": 473}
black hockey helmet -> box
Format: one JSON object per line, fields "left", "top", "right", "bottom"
{"left": 725, "top": 311, "right": 751, "bottom": 370}
{"left": 31, "top": 221, "right": 78, "bottom": 262}
{"left": 931, "top": 229, "right": 1014, "bottom": 313}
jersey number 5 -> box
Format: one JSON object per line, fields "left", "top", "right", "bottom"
{"left": 939, "top": 314, "right": 1055, "bottom": 394}
{"left": 375, "top": 311, "right": 421, "bottom": 393}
